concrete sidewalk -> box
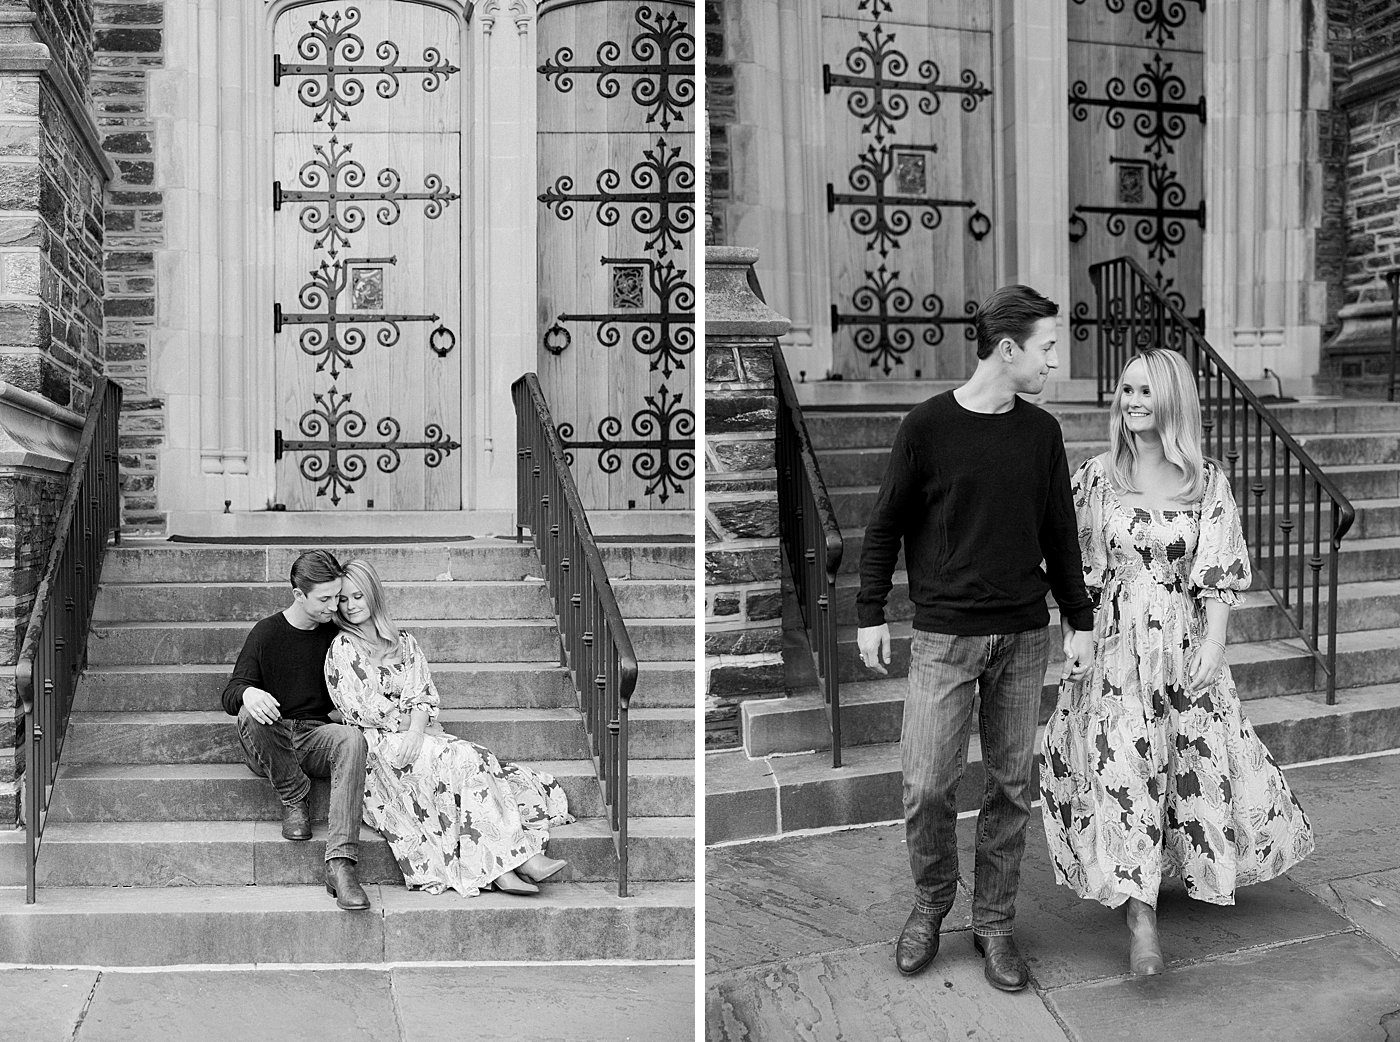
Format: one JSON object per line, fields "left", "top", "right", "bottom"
{"left": 5, "top": 963, "right": 694, "bottom": 1042}
{"left": 706, "top": 750, "right": 1400, "bottom": 1042}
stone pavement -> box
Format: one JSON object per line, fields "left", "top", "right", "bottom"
{"left": 705, "top": 750, "right": 1400, "bottom": 1041}
{"left": 4, "top": 963, "right": 694, "bottom": 1042}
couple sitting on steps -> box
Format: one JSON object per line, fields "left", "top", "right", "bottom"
{"left": 220, "top": 549, "right": 573, "bottom": 911}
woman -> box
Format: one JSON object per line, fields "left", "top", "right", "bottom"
{"left": 1039, "top": 349, "right": 1313, "bottom": 976}
{"left": 325, "top": 558, "right": 572, "bottom": 896}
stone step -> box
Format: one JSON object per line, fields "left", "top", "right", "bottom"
{"left": 0, "top": 881, "right": 695, "bottom": 964}
{"left": 63, "top": 708, "right": 696, "bottom": 765}
{"left": 32, "top": 818, "right": 696, "bottom": 887}
{"left": 833, "top": 505, "right": 1400, "bottom": 576}
{"left": 830, "top": 621, "right": 1400, "bottom": 692}
{"left": 74, "top": 661, "right": 696, "bottom": 711}
{"left": 47, "top": 761, "right": 695, "bottom": 822}
{"left": 831, "top": 577, "right": 1400, "bottom": 641}
{"left": 86, "top": 618, "right": 695, "bottom": 666}
{"left": 706, "top": 684, "right": 1400, "bottom": 843}
{"left": 100, "top": 540, "right": 693, "bottom": 585}
{"left": 93, "top": 579, "right": 694, "bottom": 624}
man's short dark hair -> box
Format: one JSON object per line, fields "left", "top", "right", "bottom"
{"left": 290, "top": 549, "right": 343, "bottom": 593}
{"left": 973, "top": 284, "right": 1059, "bottom": 360}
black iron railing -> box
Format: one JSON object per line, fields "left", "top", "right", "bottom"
{"left": 1092, "top": 257, "right": 1355, "bottom": 703}
{"left": 512, "top": 373, "right": 637, "bottom": 897}
{"left": 20, "top": 377, "right": 123, "bottom": 903}
{"left": 773, "top": 347, "right": 845, "bottom": 767}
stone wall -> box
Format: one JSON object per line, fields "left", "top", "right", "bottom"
{"left": 0, "top": 0, "right": 110, "bottom": 825}
{"left": 92, "top": 0, "right": 163, "bottom": 532}
{"left": 704, "top": 0, "right": 731, "bottom": 247}
{"left": 1319, "top": 0, "right": 1400, "bottom": 393}
{"left": 705, "top": 248, "right": 785, "bottom": 749}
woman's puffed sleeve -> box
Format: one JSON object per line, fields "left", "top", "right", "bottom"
{"left": 1190, "top": 463, "right": 1252, "bottom": 604}
{"left": 325, "top": 634, "right": 394, "bottom": 729}
{"left": 1073, "top": 458, "right": 1107, "bottom": 602}
{"left": 400, "top": 633, "right": 441, "bottom": 722}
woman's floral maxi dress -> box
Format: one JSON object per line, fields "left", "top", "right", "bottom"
{"left": 1039, "top": 456, "right": 1313, "bottom": 908}
{"left": 325, "top": 632, "right": 573, "bottom": 895}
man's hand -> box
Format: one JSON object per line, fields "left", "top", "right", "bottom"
{"left": 389, "top": 730, "right": 425, "bottom": 769}
{"left": 857, "top": 624, "right": 891, "bottom": 675}
{"left": 242, "top": 687, "right": 281, "bottom": 725}
{"left": 1060, "top": 621, "right": 1094, "bottom": 683}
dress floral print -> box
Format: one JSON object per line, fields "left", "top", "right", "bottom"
{"left": 1039, "top": 456, "right": 1313, "bottom": 907}
{"left": 326, "top": 632, "right": 572, "bottom": 896}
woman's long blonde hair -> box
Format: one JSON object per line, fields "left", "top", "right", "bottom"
{"left": 335, "top": 558, "right": 401, "bottom": 655}
{"left": 1107, "top": 348, "right": 1206, "bottom": 503}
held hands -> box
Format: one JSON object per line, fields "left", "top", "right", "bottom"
{"left": 857, "top": 624, "right": 891, "bottom": 675}
{"left": 1061, "top": 621, "right": 1094, "bottom": 683}
{"left": 1187, "top": 637, "right": 1226, "bottom": 693}
{"left": 242, "top": 688, "right": 281, "bottom": 725}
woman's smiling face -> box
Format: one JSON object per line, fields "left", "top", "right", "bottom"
{"left": 338, "top": 574, "right": 371, "bottom": 625}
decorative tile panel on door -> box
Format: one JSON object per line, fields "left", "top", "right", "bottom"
{"left": 272, "top": 2, "right": 465, "bottom": 510}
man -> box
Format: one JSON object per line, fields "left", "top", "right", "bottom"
{"left": 856, "top": 284, "right": 1095, "bottom": 991}
{"left": 221, "top": 548, "right": 370, "bottom": 911}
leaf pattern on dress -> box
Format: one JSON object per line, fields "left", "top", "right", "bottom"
{"left": 325, "top": 632, "right": 574, "bottom": 896}
{"left": 1040, "top": 456, "right": 1313, "bottom": 907}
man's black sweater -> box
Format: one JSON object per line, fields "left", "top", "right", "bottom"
{"left": 856, "top": 390, "right": 1095, "bottom": 635}
{"left": 220, "top": 612, "right": 340, "bottom": 718}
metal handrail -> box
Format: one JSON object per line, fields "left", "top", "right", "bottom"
{"left": 1091, "top": 257, "right": 1355, "bottom": 703}
{"left": 19, "top": 376, "right": 123, "bottom": 903}
{"left": 512, "top": 373, "right": 637, "bottom": 897}
{"left": 772, "top": 347, "right": 845, "bottom": 767}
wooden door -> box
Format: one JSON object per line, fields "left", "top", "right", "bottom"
{"left": 820, "top": 0, "right": 995, "bottom": 381}
{"left": 271, "top": 1, "right": 465, "bottom": 509}
{"left": 1066, "top": 0, "right": 1205, "bottom": 382}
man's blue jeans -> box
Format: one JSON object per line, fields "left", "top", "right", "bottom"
{"left": 901, "top": 627, "right": 1050, "bottom": 937}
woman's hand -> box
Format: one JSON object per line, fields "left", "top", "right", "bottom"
{"left": 389, "top": 729, "right": 425, "bottom": 769}
{"left": 1187, "top": 638, "right": 1226, "bottom": 692}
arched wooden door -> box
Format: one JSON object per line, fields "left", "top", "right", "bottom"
{"left": 271, "top": 1, "right": 465, "bottom": 509}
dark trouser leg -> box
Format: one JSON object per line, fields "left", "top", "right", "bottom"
{"left": 294, "top": 721, "right": 367, "bottom": 863}
{"left": 236, "top": 707, "right": 313, "bottom": 806}
{"left": 972, "top": 627, "right": 1051, "bottom": 937}
{"left": 901, "top": 631, "right": 983, "bottom": 917}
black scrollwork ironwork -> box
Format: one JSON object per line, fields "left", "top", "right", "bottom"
{"left": 831, "top": 265, "right": 977, "bottom": 376}
{"left": 558, "top": 384, "right": 694, "bottom": 504}
{"left": 274, "top": 257, "right": 439, "bottom": 378}
{"left": 1071, "top": 0, "right": 1206, "bottom": 48}
{"left": 276, "top": 386, "right": 461, "bottom": 505}
{"left": 828, "top": 144, "right": 991, "bottom": 258}
{"left": 1071, "top": 158, "right": 1204, "bottom": 265}
{"left": 549, "top": 257, "right": 694, "bottom": 378}
{"left": 1069, "top": 52, "right": 1204, "bottom": 160}
{"left": 539, "top": 5, "right": 695, "bottom": 131}
{"left": 274, "top": 137, "right": 459, "bottom": 256}
{"left": 538, "top": 137, "right": 694, "bottom": 258}
{"left": 274, "top": 6, "right": 459, "bottom": 129}
{"left": 823, "top": 23, "right": 991, "bottom": 143}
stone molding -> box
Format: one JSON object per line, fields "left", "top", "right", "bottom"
{"left": 1338, "top": 47, "right": 1400, "bottom": 108}
{"left": 0, "top": 379, "right": 83, "bottom": 472}
{"left": 706, "top": 247, "right": 790, "bottom": 338}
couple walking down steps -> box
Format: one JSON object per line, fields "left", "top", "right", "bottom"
{"left": 227, "top": 550, "right": 571, "bottom": 909}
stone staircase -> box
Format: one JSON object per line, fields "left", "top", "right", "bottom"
{"left": 707, "top": 389, "right": 1400, "bottom": 844}
{"left": 0, "top": 538, "right": 695, "bottom": 965}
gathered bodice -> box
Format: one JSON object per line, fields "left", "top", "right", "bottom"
{"left": 1102, "top": 501, "right": 1201, "bottom": 592}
